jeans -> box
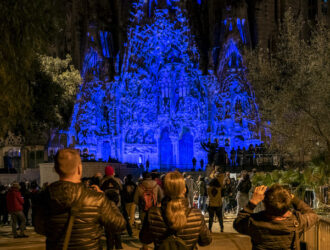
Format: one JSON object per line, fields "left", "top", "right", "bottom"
{"left": 187, "top": 192, "right": 194, "bottom": 208}
{"left": 223, "top": 196, "right": 232, "bottom": 214}
{"left": 198, "top": 196, "right": 207, "bottom": 212}
{"left": 10, "top": 211, "right": 26, "bottom": 236}
{"left": 121, "top": 204, "right": 132, "bottom": 236}
{"left": 236, "top": 191, "right": 249, "bottom": 215}
{"left": 208, "top": 206, "right": 223, "bottom": 231}
{"left": 125, "top": 202, "right": 136, "bottom": 227}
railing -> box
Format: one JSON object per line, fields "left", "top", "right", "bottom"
{"left": 301, "top": 217, "right": 330, "bottom": 250}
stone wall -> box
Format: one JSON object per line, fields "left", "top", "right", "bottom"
{"left": 39, "top": 162, "right": 143, "bottom": 185}
{"left": 0, "top": 168, "right": 40, "bottom": 185}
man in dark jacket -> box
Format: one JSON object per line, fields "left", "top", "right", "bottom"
{"left": 236, "top": 170, "right": 251, "bottom": 214}
{"left": 34, "top": 149, "right": 126, "bottom": 250}
{"left": 123, "top": 174, "right": 137, "bottom": 228}
{"left": 6, "top": 182, "right": 27, "bottom": 238}
{"left": 234, "top": 184, "right": 319, "bottom": 250}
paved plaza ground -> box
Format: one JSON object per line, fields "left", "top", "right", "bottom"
{"left": 0, "top": 214, "right": 252, "bottom": 250}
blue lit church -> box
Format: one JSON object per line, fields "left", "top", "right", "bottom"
{"left": 65, "top": 0, "right": 264, "bottom": 170}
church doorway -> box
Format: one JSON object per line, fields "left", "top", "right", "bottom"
{"left": 159, "top": 128, "right": 173, "bottom": 170}
{"left": 179, "top": 129, "right": 194, "bottom": 170}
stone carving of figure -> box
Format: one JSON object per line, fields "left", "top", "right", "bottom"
{"left": 176, "top": 97, "right": 184, "bottom": 112}
{"left": 235, "top": 99, "right": 242, "bottom": 123}
{"left": 135, "top": 129, "right": 144, "bottom": 144}
{"left": 163, "top": 97, "right": 170, "bottom": 113}
{"left": 126, "top": 130, "right": 135, "bottom": 143}
{"left": 144, "top": 130, "right": 155, "bottom": 144}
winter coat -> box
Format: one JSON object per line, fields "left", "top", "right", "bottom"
{"left": 236, "top": 178, "right": 251, "bottom": 194}
{"left": 222, "top": 180, "right": 233, "bottom": 197}
{"left": 233, "top": 197, "right": 319, "bottom": 250}
{"left": 185, "top": 177, "right": 195, "bottom": 195}
{"left": 34, "top": 181, "right": 126, "bottom": 250}
{"left": 139, "top": 197, "right": 212, "bottom": 249}
{"left": 6, "top": 187, "right": 24, "bottom": 213}
{"left": 207, "top": 178, "right": 222, "bottom": 207}
{"left": 122, "top": 180, "right": 137, "bottom": 203}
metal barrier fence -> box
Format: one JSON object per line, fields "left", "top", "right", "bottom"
{"left": 302, "top": 217, "right": 330, "bottom": 250}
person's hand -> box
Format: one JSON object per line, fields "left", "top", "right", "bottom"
{"left": 250, "top": 185, "right": 267, "bottom": 205}
{"left": 91, "top": 185, "right": 103, "bottom": 193}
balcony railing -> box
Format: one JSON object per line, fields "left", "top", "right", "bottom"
{"left": 302, "top": 217, "right": 330, "bottom": 250}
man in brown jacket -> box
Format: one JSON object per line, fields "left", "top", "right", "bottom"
{"left": 234, "top": 184, "right": 318, "bottom": 250}
{"left": 134, "top": 172, "right": 163, "bottom": 224}
{"left": 207, "top": 173, "right": 224, "bottom": 232}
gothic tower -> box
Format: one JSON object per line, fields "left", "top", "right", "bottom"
{"left": 210, "top": 0, "right": 263, "bottom": 153}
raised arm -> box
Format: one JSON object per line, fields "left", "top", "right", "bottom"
{"left": 292, "top": 196, "right": 319, "bottom": 232}
{"left": 99, "top": 194, "right": 126, "bottom": 232}
{"left": 233, "top": 185, "right": 267, "bottom": 235}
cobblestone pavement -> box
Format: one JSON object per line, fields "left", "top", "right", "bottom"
{"left": 0, "top": 214, "right": 251, "bottom": 250}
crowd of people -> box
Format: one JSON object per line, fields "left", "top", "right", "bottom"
{"left": 0, "top": 149, "right": 319, "bottom": 250}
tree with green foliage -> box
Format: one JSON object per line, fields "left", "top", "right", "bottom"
{"left": 244, "top": 10, "right": 330, "bottom": 163}
{"left": 23, "top": 55, "right": 81, "bottom": 144}
{"left": 251, "top": 161, "right": 329, "bottom": 207}
{"left": 0, "top": 0, "right": 66, "bottom": 136}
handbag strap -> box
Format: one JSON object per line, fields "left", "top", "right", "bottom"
{"left": 292, "top": 212, "right": 300, "bottom": 250}
{"left": 62, "top": 203, "right": 82, "bottom": 250}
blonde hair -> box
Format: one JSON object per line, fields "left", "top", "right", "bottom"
{"left": 164, "top": 171, "right": 187, "bottom": 231}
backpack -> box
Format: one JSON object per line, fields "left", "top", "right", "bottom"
{"left": 101, "top": 177, "right": 121, "bottom": 192}
{"left": 158, "top": 209, "right": 190, "bottom": 250}
{"left": 105, "top": 189, "right": 120, "bottom": 205}
{"left": 102, "top": 178, "right": 121, "bottom": 206}
{"left": 139, "top": 184, "right": 157, "bottom": 211}
{"left": 158, "top": 235, "right": 188, "bottom": 250}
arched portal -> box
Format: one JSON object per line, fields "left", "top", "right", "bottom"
{"left": 179, "top": 129, "right": 194, "bottom": 169}
{"left": 159, "top": 128, "right": 173, "bottom": 170}
{"left": 102, "top": 141, "right": 111, "bottom": 161}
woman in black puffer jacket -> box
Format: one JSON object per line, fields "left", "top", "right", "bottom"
{"left": 139, "top": 171, "right": 212, "bottom": 249}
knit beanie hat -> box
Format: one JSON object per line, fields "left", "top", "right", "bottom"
{"left": 105, "top": 166, "right": 114, "bottom": 176}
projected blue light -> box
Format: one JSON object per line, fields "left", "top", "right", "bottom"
{"left": 237, "top": 18, "right": 246, "bottom": 43}
{"left": 224, "top": 39, "right": 242, "bottom": 68}
{"left": 66, "top": 0, "right": 265, "bottom": 169}
{"left": 100, "top": 31, "right": 111, "bottom": 58}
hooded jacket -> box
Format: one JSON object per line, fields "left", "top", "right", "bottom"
{"left": 6, "top": 187, "right": 24, "bottom": 212}
{"left": 34, "top": 181, "right": 126, "bottom": 250}
{"left": 233, "top": 197, "right": 319, "bottom": 250}
{"left": 139, "top": 197, "right": 212, "bottom": 249}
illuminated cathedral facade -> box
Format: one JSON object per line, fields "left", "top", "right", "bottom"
{"left": 63, "top": 0, "right": 267, "bottom": 170}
